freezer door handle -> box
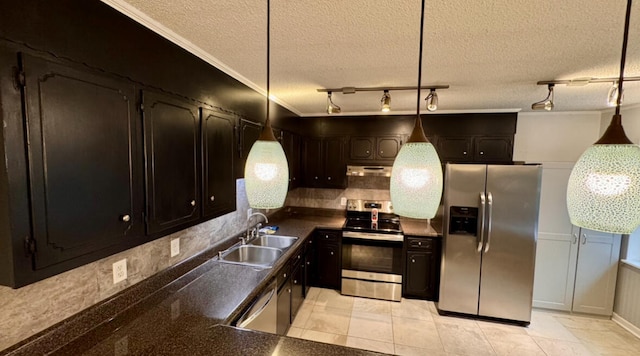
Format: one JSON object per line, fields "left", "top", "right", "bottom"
{"left": 478, "top": 192, "right": 486, "bottom": 253}
{"left": 484, "top": 192, "right": 493, "bottom": 253}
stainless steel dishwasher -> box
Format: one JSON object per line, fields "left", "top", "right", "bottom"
{"left": 235, "top": 280, "right": 277, "bottom": 333}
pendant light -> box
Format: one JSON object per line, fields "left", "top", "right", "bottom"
{"left": 566, "top": 0, "right": 640, "bottom": 234}
{"left": 244, "top": 0, "right": 289, "bottom": 209}
{"left": 390, "top": 0, "right": 443, "bottom": 219}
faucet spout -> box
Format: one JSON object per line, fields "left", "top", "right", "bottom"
{"left": 245, "top": 212, "right": 269, "bottom": 243}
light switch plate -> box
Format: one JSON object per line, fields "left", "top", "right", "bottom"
{"left": 170, "top": 238, "right": 180, "bottom": 257}
{"left": 247, "top": 208, "right": 252, "bottom": 217}
{"left": 113, "top": 259, "right": 127, "bottom": 284}
{"left": 340, "top": 197, "right": 347, "bottom": 206}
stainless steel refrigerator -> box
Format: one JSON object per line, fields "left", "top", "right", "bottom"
{"left": 437, "top": 163, "right": 542, "bottom": 324}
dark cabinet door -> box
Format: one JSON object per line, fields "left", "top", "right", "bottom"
{"left": 405, "top": 251, "right": 434, "bottom": 297}
{"left": 436, "top": 136, "right": 472, "bottom": 162}
{"left": 303, "top": 137, "right": 323, "bottom": 187}
{"left": 305, "top": 237, "right": 317, "bottom": 290}
{"left": 350, "top": 137, "right": 374, "bottom": 160}
{"left": 323, "top": 137, "right": 346, "bottom": 188}
{"left": 376, "top": 136, "right": 401, "bottom": 160}
{"left": 277, "top": 273, "right": 291, "bottom": 335}
{"left": 281, "top": 130, "right": 301, "bottom": 190}
{"left": 291, "top": 259, "right": 304, "bottom": 322}
{"left": 474, "top": 137, "right": 513, "bottom": 163}
{"left": 202, "top": 109, "right": 235, "bottom": 219}
{"left": 143, "top": 91, "right": 200, "bottom": 234}
{"left": 315, "top": 241, "right": 341, "bottom": 289}
{"left": 22, "top": 54, "right": 143, "bottom": 270}
{"left": 240, "top": 119, "right": 262, "bottom": 159}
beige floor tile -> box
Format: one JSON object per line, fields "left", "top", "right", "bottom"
{"left": 346, "top": 336, "right": 394, "bottom": 354}
{"left": 291, "top": 302, "right": 314, "bottom": 328}
{"left": 437, "top": 321, "right": 495, "bottom": 355}
{"left": 432, "top": 313, "right": 480, "bottom": 329}
{"left": 568, "top": 327, "right": 639, "bottom": 352}
{"left": 305, "top": 287, "right": 321, "bottom": 303}
{"left": 392, "top": 316, "right": 444, "bottom": 351}
{"left": 391, "top": 298, "right": 433, "bottom": 321}
{"left": 485, "top": 333, "right": 545, "bottom": 356}
{"left": 394, "top": 344, "right": 447, "bottom": 356}
{"left": 286, "top": 326, "right": 303, "bottom": 338}
{"left": 584, "top": 342, "right": 640, "bottom": 356}
{"left": 348, "top": 310, "right": 393, "bottom": 343}
{"left": 304, "top": 305, "right": 351, "bottom": 335}
{"left": 533, "top": 337, "right": 594, "bottom": 356}
{"left": 299, "top": 329, "right": 348, "bottom": 346}
{"left": 554, "top": 315, "right": 617, "bottom": 331}
{"left": 526, "top": 312, "right": 580, "bottom": 342}
{"left": 315, "top": 288, "right": 354, "bottom": 310}
{"left": 476, "top": 319, "right": 528, "bottom": 338}
{"left": 353, "top": 297, "right": 392, "bottom": 315}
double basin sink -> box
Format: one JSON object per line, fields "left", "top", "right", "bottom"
{"left": 218, "top": 235, "right": 298, "bottom": 268}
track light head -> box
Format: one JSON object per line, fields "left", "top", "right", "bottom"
{"left": 531, "top": 84, "right": 555, "bottom": 111}
{"left": 381, "top": 90, "right": 391, "bottom": 112}
{"left": 327, "top": 91, "right": 341, "bottom": 114}
{"left": 425, "top": 89, "right": 438, "bottom": 112}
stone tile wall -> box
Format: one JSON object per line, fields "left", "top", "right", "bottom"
{"left": 0, "top": 180, "right": 251, "bottom": 352}
{"left": 285, "top": 176, "right": 391, "bottom": 209}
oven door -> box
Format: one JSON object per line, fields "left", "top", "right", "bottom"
{"left": 341, "top": 231, "right": 403, "bottom": 276}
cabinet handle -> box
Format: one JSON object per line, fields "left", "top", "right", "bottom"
{"left": 294, "top": 280, "right": 298, "bottom": 284}
{"left": 572, "top": 234, "right": 578, "bottom": 244}
{"left": 121, "top": 214, "right": 131, "bottom": 222}
{"left": 380, "top": 151, "right": 384, "bottom": 154}
{"left": 480, "top": 151, "right": 484, "bottom": 155}
{"left": 283, "top": 273, "right": 287, "bottom": 278}
{"left": 210, "top": 196, "right": 215, "bottom": 202}
{"left": 293, "top": 177, "right": 296, "bottom": 181}
{"left": 418, "top": 241, "right": 422, "bottom": 246}
{"left": 582, "top": 234, "right": 587, "bottom": 245}
{"left": 412, "top": 259, "right": 415, "bottom": 263}
{"left": 307, "top": 261, "right": 311, "bottom": 265}
{"left": 328, "top": 177, "right": 332, "bottom": 180}
{"left": 314, "top": 176, "right": 318, "bottom": 180}
{"left": 366, "top": 150, "right": 370, "bottom": 154}
{"left": 330, "top": 251, "right": 334, "bottom": 256}
{"left": 288, "top": 288, "right": 291, "bottom": 294}
{"left": 463, "top": 151, "right": 467, "bottom": 155}
{"left": 325, "top": 235, "right": 329, "bottom": 239}
{"left": 190, "top": 200, "right": 196, "bottom": 206}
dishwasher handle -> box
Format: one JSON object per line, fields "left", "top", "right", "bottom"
{"left": 237, "top": 282, "right": 276, "bottom": 329}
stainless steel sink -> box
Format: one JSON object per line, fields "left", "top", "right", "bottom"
{"left": 248, "top": 235, "right": 298, "bottom": 250}
{"left": 218, "top": 245, "right": 283, "bottom": 268}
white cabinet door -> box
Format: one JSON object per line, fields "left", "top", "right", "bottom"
{"left": 572, "top": 230, "right": 621, "bottom": 315}
{"left": 533, "top": 163, "right": 578, "bottom": 310}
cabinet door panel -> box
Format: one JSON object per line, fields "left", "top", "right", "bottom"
{"left": 303, "top": 137, "right": 322, "bottom": 187}
{"left": 291, "top": 262, "right": 304, "bottom": 322}
{"left": 316, "top": 243, "right": 340, "bottom": 289}
{"left": 240, "top": 119, "right": 261, "bottom": 159}
{"left": 277, "top": 276, "right": 291, "bottom": 335}
{"left": 377, "top": 137, "right": 401, "bottom": 159}
{"left": 282, "top": 131, "right": 300, "bottom": 189}
{"left": 202, "top": 109, "right": 235, "bottom": 218}
{"left": 436, "top": 137, "right": 472, "bottom": 162}
{"left": 475, "top": 137, "right": 512, "bottom": 162}
{"left": 324, "top": 137, "right": 346, "bottom": 188}
{"left": 350, "top": 137, "right": 374, "bottom": 160}
{"left": 23, "top": 54, "right": 142, "bottom": 269}
{"left": 143, "top": 91, "right": 200, "bottom": 234}
{"left": 532, "top": 231, "right": 579, "bottom": 311}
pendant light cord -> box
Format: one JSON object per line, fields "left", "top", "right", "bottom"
{"left": 616, "top": 0, "right": 632, "bottom": 115}
{"left": 416, "top": 0, "right": 425, "bottom": 117}
{"left": 266, "top": 0, "right": 271, "bottom": 123}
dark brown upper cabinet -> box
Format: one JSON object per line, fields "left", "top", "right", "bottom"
{"left": 474, "top": 136, "right": 513, "bottom": 162}
{"left": 436, "top": 136, "right": 473, "bottom": 162}
{"left": 303, "top": 137, "right": 346, "bottom": 189}
{"left": 202, "top": 108, "right": 236, "bottom": 219}
{"left": 348, "top": 135, "right": 402, "bottom": 164}
{"left": 20, "top": 53, "right": 145, "bottom": 272}
{"left": 240, "top": 118, "right": 262, "bottom": 160}
{"left": 281, "top": 130, "right": 301, "bottom": 190}
{"left": 142, "top": 91, "right": 201, "bottom": 235}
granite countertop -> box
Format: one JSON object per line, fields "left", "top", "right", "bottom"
{"left": 400, "top": 217, "right": 443, "bottom": 237}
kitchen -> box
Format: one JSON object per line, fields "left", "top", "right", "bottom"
{"left": 1, "top": 0, "right": 640, "bottom": 355}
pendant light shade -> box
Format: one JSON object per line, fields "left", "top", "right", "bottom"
{"left": 567, "top": 0, "right": 640, "bottom": 233}
{"left": 244, "top": 0, "right": 289, "bottom": 209}
{"left": 390, "top": 0, "right": 443, "bottom": 219}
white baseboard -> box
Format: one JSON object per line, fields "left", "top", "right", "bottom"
{"left": 612, "top": 312, "right": 640, "bottom": 339}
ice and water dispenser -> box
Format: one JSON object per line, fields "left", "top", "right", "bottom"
{"left": 448, "top": 206, "right": 478, "bottom": 236}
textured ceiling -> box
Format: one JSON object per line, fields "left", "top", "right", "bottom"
{"left": 105, "top": 0, "right": 640, "bottom": 116}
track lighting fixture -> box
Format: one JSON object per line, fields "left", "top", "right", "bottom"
{"left": 326, "top": 91, "right": 341, "bottom": 114}
{"left": 566, "top": 0, "right": 640, "bottom": 234}
{"left": 607, "top": 82, "right": 623, "bottom": 107}
{"left": 531, "top": 84, "right": 554, "bottom": 111}
{"left": 381, "top": 90, "right": 391, "bottom": 112}
{"left": 425, "top": 89, "right": 438, "bottom": 112}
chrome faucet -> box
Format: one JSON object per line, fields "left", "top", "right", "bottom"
{"left": 243, "top": 212, "right": 269, "bottom": 244}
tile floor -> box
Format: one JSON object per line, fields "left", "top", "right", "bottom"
{"left": 287, "top": 287, "right": 640, "bottom": 355}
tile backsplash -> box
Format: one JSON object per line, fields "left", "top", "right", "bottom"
{"left": 285, "top": 176, "right": 391, "bottom": 209}
{"left": 0, "top": 179, "right": 251, "bottom": 352}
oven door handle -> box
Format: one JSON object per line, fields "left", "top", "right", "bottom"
{"left": 342, "top": 231, "right": 404, "bottom": 242}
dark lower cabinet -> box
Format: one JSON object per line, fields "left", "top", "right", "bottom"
{"left": 403, "top": 236, "right": 440, "bottom": 300}
{"left": 20, "top": 53, "right": 145, "bottom": 273}
{"left": 202, "top": 109, "right": 236, "bottom": 218}
{"left": 291, "top": 254, "right": 304, "bottom": 322}
{"left": 143, "top": 91, "right": 201, "bottom": 235}
{"left": 313, "top": 229, "right": 341, "bottom": 290}
{"left": 276, "top": 268, "right": 291, "bottom": 335}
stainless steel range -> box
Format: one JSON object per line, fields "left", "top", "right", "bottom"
{"left": 341, "top": 199, "right": 403, "bottom": 302}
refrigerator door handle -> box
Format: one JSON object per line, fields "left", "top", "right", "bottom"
{"left": 484, "top": 192, "right": 493, "bottom": 253}
{"left": 478, "top": 192, "right": 486, "bottom": 253}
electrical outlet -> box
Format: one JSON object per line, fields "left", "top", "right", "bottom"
{"left": 170, "top": 238, "right": 180, "bottom": 257}
{"left": 112, "top": 258, "right": 127, "bottom": 284}
{"left": 340, "top": 197, "right": 347, "bottom": 206}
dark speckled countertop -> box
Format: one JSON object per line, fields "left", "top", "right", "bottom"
{"left": 4, "top": 208, "right": 440, "bottom": 356}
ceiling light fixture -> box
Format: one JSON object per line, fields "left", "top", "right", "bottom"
{"left": 425, "top": 89, "right": 438, "bottom": 112}
{"left": 244, "top": 0, "right": 289, "bottom": 209}
{"left": 607, "top": 81, "right": 623, "bottom": 107}
{"left": 390, "top": 0, "right": 443, "bottom": 219}
{"left": 381, "top": 90, "right": 391, "bottom": 112}
{"left": 566, "top": 0, "right": 640, "bottom": 234}
{"left": 326, "top": 91, "right": 341, "bottom": 114}
{"left": 531, "top": 84, "right": 555, "bottom": 111}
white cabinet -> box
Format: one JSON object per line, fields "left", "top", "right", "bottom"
{"left": 532, "top": 163, "right": 621, "bottom": 316}
{"left": 534, "top": 226, "right": 621, "bottom": 315}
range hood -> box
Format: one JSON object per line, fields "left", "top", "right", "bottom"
{"left": 346, "top": 165, "right": 392, "bottom": 177}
